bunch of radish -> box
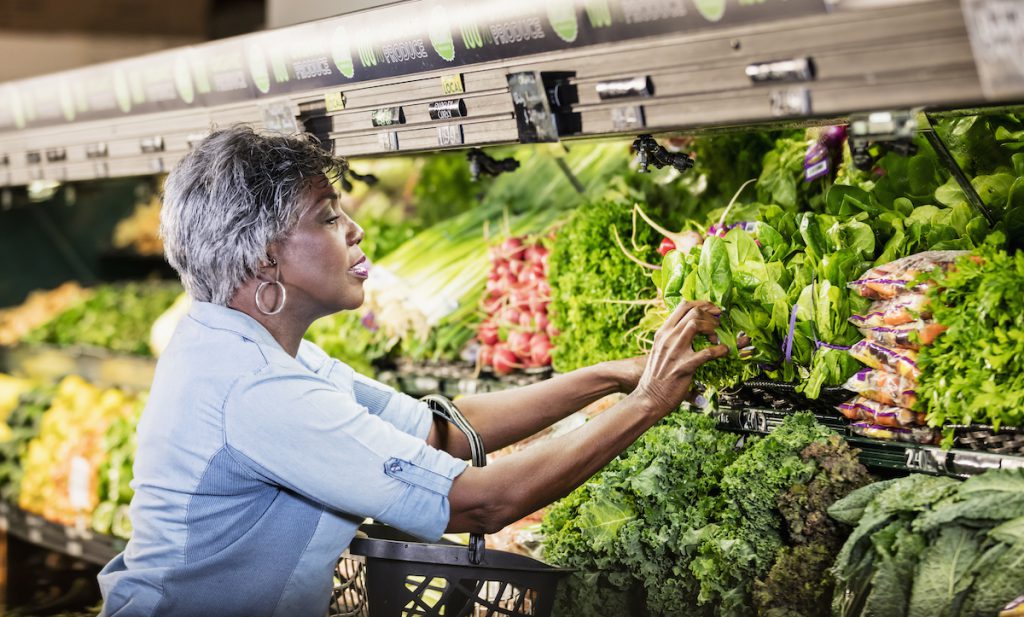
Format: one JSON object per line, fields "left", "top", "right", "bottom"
{"left": 477, "top": 236, "right": 557, "bottom": 375}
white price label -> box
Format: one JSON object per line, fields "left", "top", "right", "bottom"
{"left": 69, "top": 456, "right": 93, "bottom": 511}
{"left": 437, "top": 124, "right": 464, "bottom": 146}
{"left": 378, "top": 131, "right": 399, "bottom": 152}
{"left": 962, "top": 0, "right": 1024, "bottom": 99}
{"left": 261, "top": 101, "right": 299, "bottom": 134}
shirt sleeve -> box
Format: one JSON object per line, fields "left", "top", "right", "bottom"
{"left": 299, "top": 340, "right": 434, "bottom": 440}
{"left": 223, "top": 367, "right": 468, "bottom": 541}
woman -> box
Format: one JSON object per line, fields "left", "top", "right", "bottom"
{"left": 97, "top": 126, "right": 728, "bottom": 617}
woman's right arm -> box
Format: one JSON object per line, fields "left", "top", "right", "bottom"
{"left": 446, "top": 301, "right": 726, "bottom": 534}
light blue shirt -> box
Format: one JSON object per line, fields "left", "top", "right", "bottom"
{"left": 98, "top": 301, "right": 468, "bottom": 617}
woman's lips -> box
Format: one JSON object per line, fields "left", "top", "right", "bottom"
{"left": 348, "top": 256, "right": 370, "bottom": 279}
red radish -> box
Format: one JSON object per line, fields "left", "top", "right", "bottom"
{"left": 509, "top": 289, "right": 531, "bottom": 310}
{"left": 536, "top": 280, "right": 551, "bottom": 298}
{"left": 535, "top": 312, "right": 550, "bottom": 332}
{"left": 478, "top": 322, "right": 499, "bottom": 346}
{"left": 528, "top": 294, "right": 547, "bottom": 314}
{"left": 530, "top": 333, "right": 552, "bottom": 366}
{"left": 546, "top": 322, "right": 560, "bottom": 339}
{"left": 508, "top": 258, "right": 525, "bottom": 279}
{"left": 500, "top": 306, "right": 522, "bottom": 327}
{"left": 482, "top": 296, "right": 503, "bottom": 315}
{"left": 657, "top": 237, "right": 676, "bottom": 256}
{"left": 501, "top": 237, "right": 526, "bottom": 260}
{"left": 518, "top": 312, "right": 534, "bottom": 329}
{"left": 492, "top": 345, "right": 519, "bottom": 376}
{"left": 507, "top": 330, "right": 532, "bottom": 358}
{"left": 485, "top": 279, "right": 501, "bottom": 297}
{"left": 478, "top": 344, "right": 495, "bottom": 367}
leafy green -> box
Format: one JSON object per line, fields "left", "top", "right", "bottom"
{"left": 549, "top": 174, "right": 692, "bottom": 372}
{"left": 917, "top": 239, "right": 1024, "bottom": 434}
{"left": 543, "top": 411, "right": 740, "bottom": 617}
{"left": 24, "top": 282, "right": 181, "bottom": 356}
{"left": 831, "top": 469, "right": 1024, "bottom": 617}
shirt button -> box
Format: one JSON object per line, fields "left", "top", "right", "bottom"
{"left": 389, "top": 462, "right": 403, "bottom": 473}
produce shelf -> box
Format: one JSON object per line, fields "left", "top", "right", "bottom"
{"left": 715, "top": 405, "right": 1024, "bottom": 479}
{"left": 0, "top": 344, "right": 156, "bottom": 391}
{"left": 0, "top": 502, "right": 124, "bottom": 566}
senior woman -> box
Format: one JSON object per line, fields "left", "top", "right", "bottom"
{"left": 97, "top": 126, "right": 728, "bottom": 617}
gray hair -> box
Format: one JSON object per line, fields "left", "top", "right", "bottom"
{"left": 161, "top": 126, "right": 346, "bottom": 305}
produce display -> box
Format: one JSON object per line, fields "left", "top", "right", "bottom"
{"left": 2, "top": 110, "right": 1024, "bottom": 617}
{"left": 542, "top": 412, "right": 871, "bottom": 617}
{"left": 24, "top": 282, "right": 182, "bottom": 356}
{"left": 309, "top": 143, "right": 631, "bottom": 369}
{"left": 831, "top": 470, "right": 1024, "bottom": 617}
{"left": 112, "top": 192, "right": 163, "bottom": 256}
{"left": 0, "top": 282, "right": 92, "bottom": 346}
{"left": 477, "top": 235, "right": 554, "bottom": 374}
{"left": 18, "top": 376, "right": 143, "bottom": 526}
{"left": 917, "top": 239, "right": 1024, "bottom": 439}
{"left": 0, "top": 380, "right": 52, "bottom": 503}
{"left": 92, "top": 397, "right": 143, "bottom": 539}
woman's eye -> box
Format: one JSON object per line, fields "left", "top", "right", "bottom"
{"left": 325, "top": 216, "right": 340, "bottom": 226}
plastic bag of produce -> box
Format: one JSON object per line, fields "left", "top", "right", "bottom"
{"left": 849, "top": 422, "right": 939, "bottom": 444}
{"left": 837, "top": 395, "right": 924, "bottom": 427}
{"left": 842, "top": 368, "right": 918, "bottom": 408}
{"left": 849, "top": 293, "right": 931, "bottom": 328}
{"left": 857, "top": 321, "right": 947, "bottom": 350}
{"left": 849, "top": 250, "right": 968, "bottom": 299}
{"left": 849, "top": 339, "right": 920, "bottom": 379}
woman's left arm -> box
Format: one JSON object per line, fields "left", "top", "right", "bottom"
{"left": 427, "top": 357, "right": 645, "bottom": 459}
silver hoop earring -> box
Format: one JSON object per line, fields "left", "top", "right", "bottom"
{"left": 255, "top": 281, "right": 286, "bottom": 315}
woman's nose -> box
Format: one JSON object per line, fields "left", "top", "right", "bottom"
{"left": 350, "top": 221, "right": 364, "bottom": 245}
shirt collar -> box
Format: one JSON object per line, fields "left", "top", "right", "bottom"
{"left": 188, "top": 301, "right": 283, "bottom": 351}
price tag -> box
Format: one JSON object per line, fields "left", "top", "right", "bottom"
{"left": 371, "top": 106, "right": 404, "bottom": 127}
{"left": 962, "top": 0, "right": 1024, "bottom": 100}
{"left": 611, "top": 106, "right": 645, "bottom": 131}
{"left": 150, "top": 157, "right": 165, "bottom": 173}
{"left": 596, "top": 76, "right": 653, "bottom": 100}
{"left": 86, "top": 143, "right": 108, "bottom": 159}
{"left": 904, "top": 448, "right": 945, "bottom": 474}
{"left": 428, "top": 99, "right": 467, "bottom": 120}
{"left": 140, "top": 136, "right": 165, "bottom": 153}
{"left": 769, "top": 87, "right": 812, "bottom": 117}
{"left": 740, "top": 410, "right": 768, "bottom": 433}
{"left": 262, "top": 102, "right": 299, "bottom": 134}
{"left": 324, "top": 91, "right": 347, "bottom": 113}
{"left": 437, "top": 124, "right": 464, "bottom": 146}
{"left": 26, "top": 151, "right": 42, "bottom": 165}
{"left": 28, "top": 528, "right": 43, "bottom": 543}
{"left": 69, "top": 456, "right": 93, "bottom": 511}
{"left": 441, "top": 73, "right": 465, "bottom": 95}
{"left": 378, "top": 131, "right": 399, "bottom": 152}
{"left": 507, "top": 71, "right": 559, "bottom": 143}
{"left": 66, "top": 541, "right": 83, "bottom": 557}
{"left": 93, "top": 161, "right": 109, "bottom": 179}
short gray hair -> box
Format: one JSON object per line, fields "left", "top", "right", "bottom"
{"left": 161, "top": 126, "right": 346, "bottom": 305}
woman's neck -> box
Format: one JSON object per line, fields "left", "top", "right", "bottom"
{"left": 227, "top": 281, "right": 315, "bottom": 357}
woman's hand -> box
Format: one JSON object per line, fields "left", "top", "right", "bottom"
{"left": 632, "top": 300, "right": 728, "bottom": 415}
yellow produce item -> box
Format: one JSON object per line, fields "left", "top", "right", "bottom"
{"left": 17, "top": 375, "right": 141, "bottom": 526}
{"left": 0, "top": 373, "right": 31, "bottom": 422}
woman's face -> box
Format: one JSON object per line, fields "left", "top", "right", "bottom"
{"left": 277, "top": 174, "right": 368, "bottom": 317}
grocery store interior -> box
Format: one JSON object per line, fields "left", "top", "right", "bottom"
{"left": 0, "top": 0, "right": 1023, "bottom": 615}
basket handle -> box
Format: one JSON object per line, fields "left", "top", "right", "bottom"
{"left": 421, "top": 394, "right": 487, "bottom": 564}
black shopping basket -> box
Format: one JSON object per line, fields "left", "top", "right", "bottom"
{"left": 329, "top": 394, "right": 569, "bottom": 617}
